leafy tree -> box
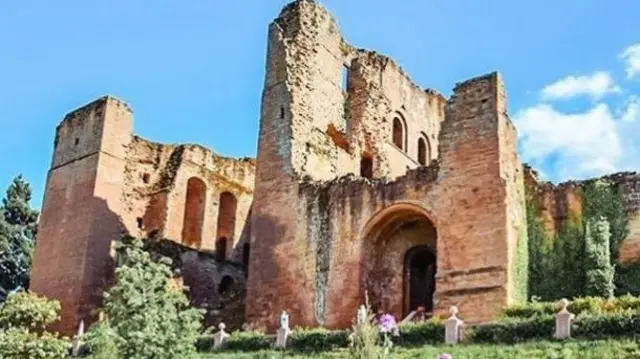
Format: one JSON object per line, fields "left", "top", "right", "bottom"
{"left": 86, "top": 238, "right": 204, "bottom": 359}
{"left": 0, "top": 291, "right": 69, "bottom": 359}
{"left": 0, "top": 175, "right": 39, "bottom": 300}
{"left": 584, "top": 218, "right": 615, "bottom": 298}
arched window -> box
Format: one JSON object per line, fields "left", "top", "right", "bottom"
{"left": 417, "top": 136, "right": 430, "bottom": 166}
{"left": 360, "top": 153, "right": 373, "bottom": 179}
{"left": 216, "top": 237, "right": 228, "bottom": 261}
{"left": 181, "top": 177, "right": 207, "bottom": 248}
{"left": 218, "top": 276, "right": 235, "bottom": 295}
{"left": 392, "top": 116, "right": 406, "bottom": 151}
{"left": 216, "top": 191, "right": 237, "bottom": 249}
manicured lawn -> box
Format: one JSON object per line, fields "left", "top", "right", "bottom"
{"left": 200, "top": 339, "right": 640, "bottom": 358}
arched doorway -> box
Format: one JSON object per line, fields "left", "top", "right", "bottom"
{"left": 360, "top": 203, "right": 437, "bottom": 320}
{"left": 182, "top": 177, "right": 207, "bottom": 248}
{"left": 404, "top": 245, "right": 436, "bottom": 316}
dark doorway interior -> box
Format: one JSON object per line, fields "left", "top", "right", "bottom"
{"left": 404, "top": 245, "right": 436, "bottom": 316}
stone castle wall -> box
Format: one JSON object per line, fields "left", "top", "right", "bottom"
{"left": 247, "top": 0, "right": 527, "bottom": 331}
{"left": 31, "top": 96, "right": 255, "bottom": 334}
{"left": 30, "top": 0, "right": 640, "bottom": 338}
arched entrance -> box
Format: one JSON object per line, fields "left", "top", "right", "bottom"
{"left": 360, "top": 203, "right": 437, "bottom": 320}
{"left": 404, "top": 245, "right": 436, "bottom": 316}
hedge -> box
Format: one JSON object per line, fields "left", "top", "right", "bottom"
{"left": 201, "top": 321, "right": 445, "bottom": 353}
{"left": 200, "top": 311, "right": 640, "bottom": 353}
{"left": 503, "top": 295, "right": 640, "bottom": 319}
{"left": 468, "top": 316, "right": 556, "bottom": 344}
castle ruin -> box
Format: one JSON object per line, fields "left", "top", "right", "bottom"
{"left": 30, "top": 0, "right": 640, "bottom": 335}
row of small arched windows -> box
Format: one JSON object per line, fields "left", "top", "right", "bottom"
{"left": 392, "top": 115, "right": 431, "bottom": 166}
{"left": 181, "top": 178, "right": 249, "bottom": 265}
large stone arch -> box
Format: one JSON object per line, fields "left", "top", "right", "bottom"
{"left": 360, "top": 202, "right": 438, "bottom": 320}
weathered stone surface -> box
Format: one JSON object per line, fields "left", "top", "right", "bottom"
{"left": 31, "top": 0, "right": 640, "bottom": 336}
{"left": 31, "top": 95, "right": 254, "bottom": 334}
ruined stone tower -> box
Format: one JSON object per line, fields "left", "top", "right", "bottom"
{"left": 31, "top": 0, "right": 640, "bottom": 337}
{"left": 31, "top": 97, "right": 133, "bottom": 334}
{"left": 246, "top": 0, "right": 527, "bottom": 331}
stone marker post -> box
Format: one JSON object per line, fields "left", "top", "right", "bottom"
{"left": 445, "top": 306, "right": 464, "bottom": 344}
{"left": 554, "top": 298, "right": 575, "bottom": 340}
{"left": 70, "top": 320, "right": 84, "bottom": 357}
{"left": 276, "top": 311, "right": 291, "bottom": 348}
{"left": 356, "top": 304, "right": 367, "bottom": 328}
{"left": 213, "top": 323, "right": 230, "bottom": 349}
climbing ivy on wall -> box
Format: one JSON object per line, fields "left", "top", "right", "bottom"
{"left": 510, "top": 203, "right": 529, "bottom": 303}
{"left": 525, "top": 179, "right": 640, "bottom": 301}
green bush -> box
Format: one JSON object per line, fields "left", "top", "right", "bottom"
{"left": 86, "top": 238, "right": 204, "bottom": 359}
{"left": 573, "top": 312, "right": 640, "bottom": 339}
{"left": 225, "top": 331, "right": 273, "bottom": 352}
{"left": 504, "top": 295, "right": 640, "bottom": 319}
{"left": 468, "top": 316, "right": 555, "bottom": 344}
{"left": 0, "top": 291, "right": 60, "bottom": 330}
{"left": 0, "top": 328, "right": 68, "bottom": 359}
{"left": 0, "top": 291, "right": 69, "bottom": 359}
{"left": 289, "top": 327, "right": 349, "bottom": 353}
{"left": 394, "top": 320, "right": 444, "bottom": 347}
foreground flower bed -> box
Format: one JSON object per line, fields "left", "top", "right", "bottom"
{"left": 199, "top": 339, "right": 640, "bottom": 359}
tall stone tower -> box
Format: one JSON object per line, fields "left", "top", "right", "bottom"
{"left": 247, "top": 0, "right": 349, "bottom": 330}
{"left": 247, "top": 0, "right": 527, "bottom": 330}
{"left": 30, "top": 96, "right": 132, "bottom": 334}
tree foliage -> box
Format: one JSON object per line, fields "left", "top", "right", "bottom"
{"left": 0, "top": 175, "right": 39, "bottom": 300}
{"left": 0, "top": 291, "right": 69, "bottom": 359}
{"left": 86, "top": 238, "right": 204, "bottom": 359}
{"left": 584, "top": 218, "right": 615, "bottom": 298}
{"left": 526, "top": 178, "right": 640, "bottom": 300}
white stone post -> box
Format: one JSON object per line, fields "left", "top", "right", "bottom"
{"left": 445, "top": 306, "right": 464, "bottom": 344}
{"left": 356, "top": 305, "right": 367, "bottom": 328}
{"left": 276, "top": 311, "right": 291, "bottom": 348}
{"left": 70, "top": 320, "right": 84, "bottom": 357}
{"left": 213, "top": 323, "right": 230, "bottom": 349}
{"left": 554, "top": 298, "right": 575, "bottom": 340}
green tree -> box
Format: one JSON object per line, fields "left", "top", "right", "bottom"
{"left": 86, "top": 238, "right": 204, "bottom": 359}
{"left": 584, "top": 218, "right": 615, "bottom": 298}
{"left": 0, "top": 291, "right": 69, "bottom": 359}
{"left": 0, "top": 175, "right": 39, "bottom": 300}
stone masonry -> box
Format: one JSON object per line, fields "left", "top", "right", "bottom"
{"left": 30, "top": 96, "right": 254, "bottom": 334}
{"left": 30, "top": 0, "right": 640, "bottom": 335}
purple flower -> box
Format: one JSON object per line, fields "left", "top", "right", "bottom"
{"left": 437, "top": 354, "right": 453, "bottom": 359}
{"left": 377, "top": 313, "right": 399, "bottom": 336}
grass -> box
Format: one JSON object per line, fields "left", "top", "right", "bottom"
{"left": 200, "top": 339, "right": 640, "bottom": 358}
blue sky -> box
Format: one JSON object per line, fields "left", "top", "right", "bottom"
{"left": 1, "top": 0, "right": 640, "bottom": 209}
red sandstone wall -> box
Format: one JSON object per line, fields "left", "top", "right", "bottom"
{"left": 31, "top": 97, "right": 131, "bottom": 334}
{"left": 246, "top": 0, "right": 523, "bottom": 330}
{"left": 32, "top": 97, "right": 255, "bottom": 335}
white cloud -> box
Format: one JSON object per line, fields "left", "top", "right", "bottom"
{"left": 540, "top": 71, "right": 621, "bottom": 100}
{"left": 621, "top": 96, "right": 640, "bottom": 123}
{"left": 620, "top": 44, "right": 640, "bottom": 79}
{"left": 514, "top": 98, "right": 640, "bottom": 181}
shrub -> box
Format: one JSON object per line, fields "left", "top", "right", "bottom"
{"left": 394, "top": 319, "right": 445, "bottom": 347}
{"left": 0, "top": 291, "right": 69, "bottom": 359}
{"left": 0, "top": 329, "right": 68, "bottom": 359}
{"left": 468, "top": 316, "right": 555, "bottom": 344}
{"left": 503, "top": 295, "right": 640, "bottom": 319}
{"left": 86, "top": 238, "right": 204, "bottom": 359}
{"left": 226, "top": 331, "right": 273, "bottom": 352}
{"left": 289, "top": 327, "right": 349, "bottom": 353}
{"left": 0, "top": 291, "right": 60, "bottom": 330}
{"left": 573, "top": 312, "right": 640, "bottom": 339}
